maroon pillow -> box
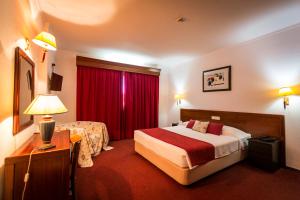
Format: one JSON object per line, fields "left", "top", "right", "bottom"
{"left": 186, "top": 120, "right": 196, "bottom": 129}
{"left": 207, "top": 122, "right": 224, "bottom": 135}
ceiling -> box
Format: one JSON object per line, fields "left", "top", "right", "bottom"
{"left": 30, "top": 0, "right": 300, "bottom": 67}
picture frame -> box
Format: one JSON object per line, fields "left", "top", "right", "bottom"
{"left": 13, "top": 47, "right": 35, "bottom": 135}
{"left": 202, "top": 66, "right": 231, "bottom": 92}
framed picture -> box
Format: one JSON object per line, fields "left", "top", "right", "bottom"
{"left": 202, "top": 66, "right": 231, "bottom": 92}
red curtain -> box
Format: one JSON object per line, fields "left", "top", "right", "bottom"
{"left": 123, "top": 72, "right": 159, "bottom": 138}
{"left": 77, "top": 66, "right": 159, "bottom": 140}
{"left": 77, "top": 66, "right": 123, "bottom": 140}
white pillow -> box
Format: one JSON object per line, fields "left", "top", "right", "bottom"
{"left": 192, "top": 120, "right": 209, "bottom": 133}
{"left": 223, "top": 125, "right": 251, "bottom": 150}
{"left": 222, "top": 125, "right": 251, "bottom": 139}
{"left": 180, "top": 121, "right": 189, "bottom": 126}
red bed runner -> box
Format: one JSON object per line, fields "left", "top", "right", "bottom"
{"left": 140, "top": 128, "right": 215, "bottom": 167}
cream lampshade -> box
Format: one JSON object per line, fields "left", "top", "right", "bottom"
{"left": 24, "top": 94, "right": 67, "bottom": 149}
{"left": 278, "top": 87, "right": 293, "bottom": 96}
{"left": 32, "top": 31, "right": 57, "bottom": 62}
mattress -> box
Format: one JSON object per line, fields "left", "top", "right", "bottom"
{"left": 134, "top": 125, "right": 250, "bottom": 169}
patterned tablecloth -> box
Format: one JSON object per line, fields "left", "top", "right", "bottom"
{"left": 56, "top": 121, "right": 109, "bottom": 167}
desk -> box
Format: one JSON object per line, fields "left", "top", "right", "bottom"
{"left": 4, "top": 131, "right": 70, "bottom": 200}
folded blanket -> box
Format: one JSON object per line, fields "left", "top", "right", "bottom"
{"left": 140, "top": 128, "right": 215, "bottom": 167}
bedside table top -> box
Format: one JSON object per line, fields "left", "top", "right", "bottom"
{"left": 248, "top": 137, "right": 280, "bottom": 144}
{"left": 8, "top": 130, "right": 70, "bottom": 158}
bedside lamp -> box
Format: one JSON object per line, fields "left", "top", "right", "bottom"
{"left": 24, "top": 94, "right": 67, "bottom": 149}
{"left": 32, "top": 32, "right": 57, "bottom": 62}
{"left": 278, "top": 87, "right": 293, "bottom": 109}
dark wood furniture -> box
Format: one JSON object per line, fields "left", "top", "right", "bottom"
{"left": 180, "top": 108, "right": 285, "bottom": 166}
{"left": 70, "top": 140, "right": 81, "bottom": 200}
{"left": 4, "top": 130, "right": 70, "bottom": 200}
{"left": 171, "top": 122, "right": 179, "bottom": 126}
{"left": 76, "top": 56, "right": 161, "bottom": 76}
{"left": 13, "top": 47, "right": 35, "bottom": 135}
{"left": 248, "top": 137, "right": 280, "bottom": 170}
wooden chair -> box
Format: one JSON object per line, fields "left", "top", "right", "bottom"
{"left": 70, "top": 136, "right": 81, "bottom": 200}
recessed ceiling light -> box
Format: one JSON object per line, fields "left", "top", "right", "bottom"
{"left": 176, "top": 17, "right": 187, "bottom": 23}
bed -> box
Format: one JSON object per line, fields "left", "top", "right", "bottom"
{"left": 134, "top": 109, "right": 285, "bottom": 185}
{"left": 56, "top": 121, "right": 110, "bottom": 168}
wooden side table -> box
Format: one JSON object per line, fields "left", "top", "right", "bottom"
{"left": 248, "top": 137, "right": 280, "bottom": 170}
{"left": 172, "top": 122, "right": 179, "bottom": 126}
{"left": 4, "top": 130, "right": 70, "bottom": 200}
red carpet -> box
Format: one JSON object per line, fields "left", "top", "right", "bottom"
{"left": 77, "top": 139, "right": 300, "bottom": 200}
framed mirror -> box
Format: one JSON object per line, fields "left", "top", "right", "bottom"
{"left": 13, "top": 47, "right": 35, "bottom": 135}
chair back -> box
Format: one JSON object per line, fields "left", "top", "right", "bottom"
{"left": 71, "top": 140, "right": 81, "bottom": 180}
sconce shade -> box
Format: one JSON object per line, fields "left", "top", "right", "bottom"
{"left": 278, "top": 87, "right": 293, "bottom": 96}
{"left": 24, "top": 94, "right": 67, "bottom": 115}
{"left": 175, "top": 94, "right": 183, "bottom": 106}
{"left": 175, "top": 94, "right": 183, "bottom": 100}
{"left": 32, "top": 32, "right": 57, "bottom": 51}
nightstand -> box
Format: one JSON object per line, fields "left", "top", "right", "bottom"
{"left": 4, "top": 131, "right": 70, "bottom": 200}
{"left": 248, "top": 137, "right": 280, "bottom": 171}
{"left": 172, "top": 122, "right": 179, "bottom": 126}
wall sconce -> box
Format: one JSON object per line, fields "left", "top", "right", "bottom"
{"left": 16, "top": 38, "right": 31, "bottom": 54}
{"left": 278, "top": 87, "right": 293, "bottom": 109}
{"left": 32, "top": 32, "right": 57, "bottom": 62}
{"left": 175, "top": 94, "right": 183, "bottom": 106}
{"left": 24, "top": 38, "right": 30, "bottom": 51}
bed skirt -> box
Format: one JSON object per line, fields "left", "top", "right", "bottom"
{"left": 135, "top": 141, "right": 247, "bottom": 185}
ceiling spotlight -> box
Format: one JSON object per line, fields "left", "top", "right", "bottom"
{"left": 176, "top": 17, "right": 186, "bottom": 23}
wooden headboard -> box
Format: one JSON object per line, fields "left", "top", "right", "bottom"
{"left": 180, "top": 109, "right": 285, "bottom": 166}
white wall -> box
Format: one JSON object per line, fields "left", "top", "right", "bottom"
{"left": 0, "top": 0, "right": 52, "bottom": 198}
{"left": 166, "top": 24, "right": 300, "bottom": 170}
{"left": 158, "top": 66, "right": 169, "bottom": 127}
{"left": 51, "top": 50, "right": 77, "bottom": 123}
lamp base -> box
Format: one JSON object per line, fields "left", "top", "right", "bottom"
{"left": 38, "top": 143, "right": 56, "bottom": 150}
{"left": 39, "top": 115, "right": 56, "bottom": 148}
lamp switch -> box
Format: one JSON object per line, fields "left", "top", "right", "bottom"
{"left": 211, "top": 116, "right": 221, "bottom": 120}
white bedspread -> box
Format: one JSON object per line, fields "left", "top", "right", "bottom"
{"left": 134, "top": 125, "right": 250, "bottom": 169}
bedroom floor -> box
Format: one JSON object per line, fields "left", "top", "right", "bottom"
{"left": 77, "top": 139, "right": 300, "bottom": 200}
